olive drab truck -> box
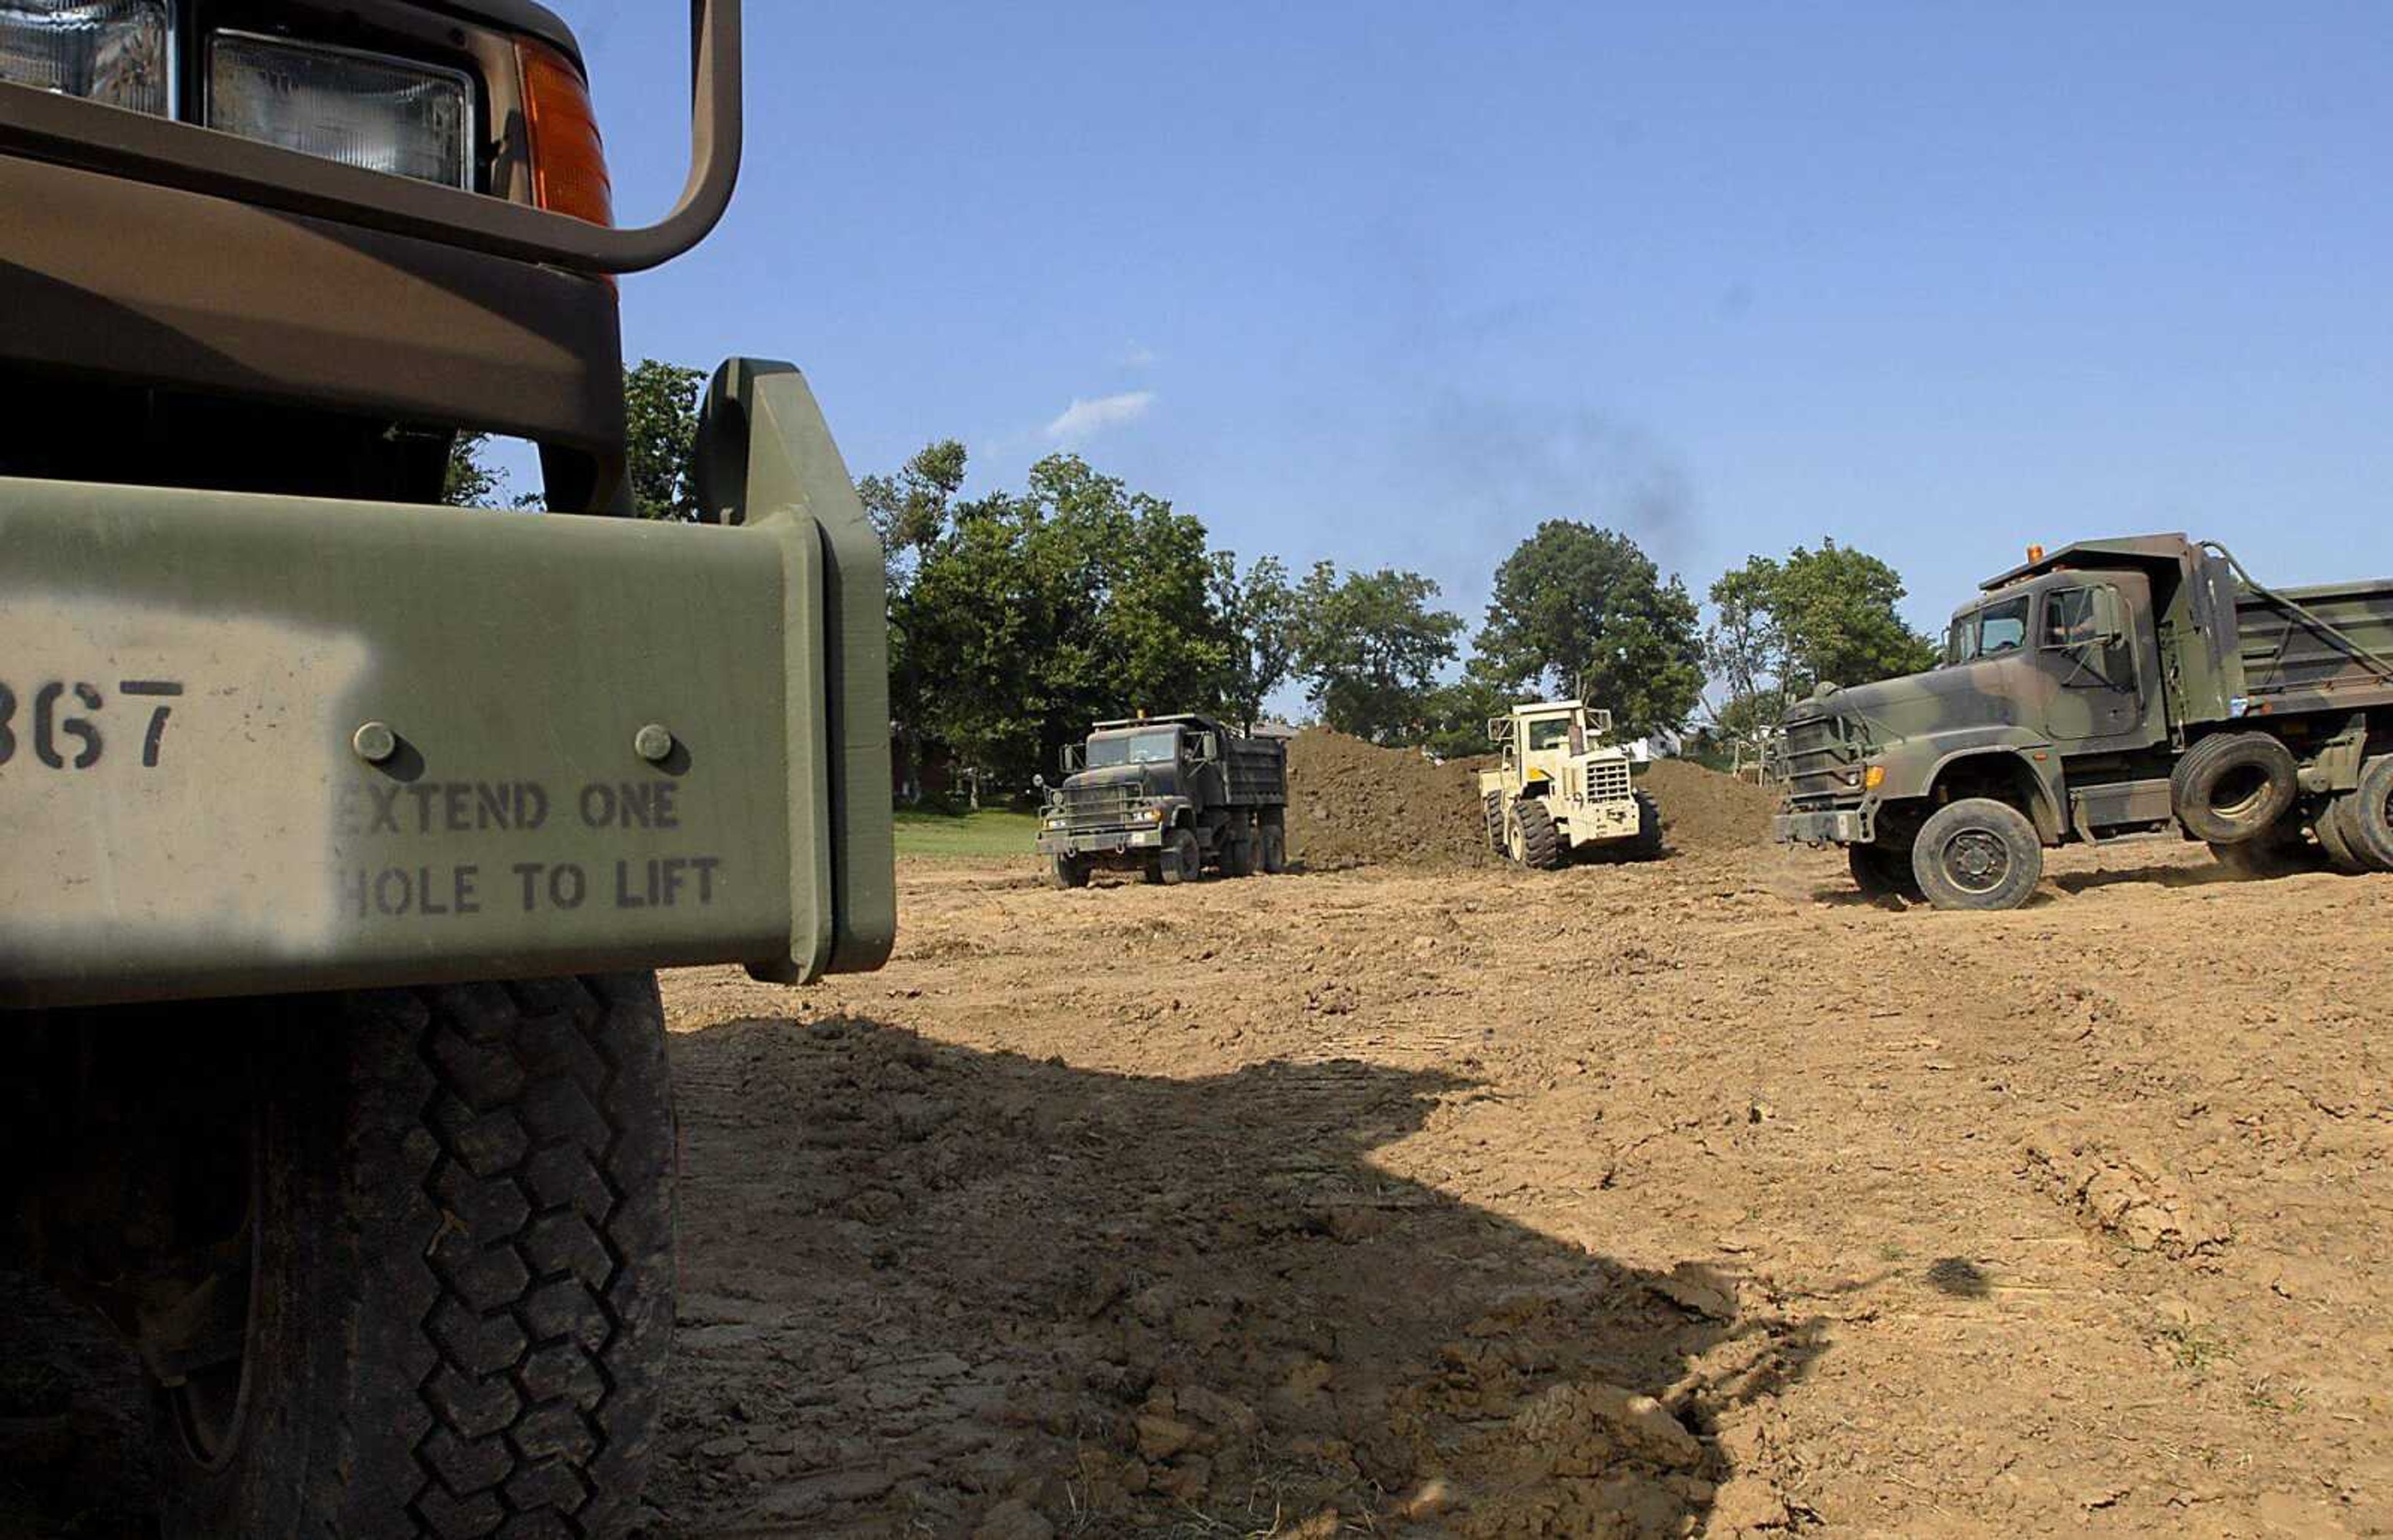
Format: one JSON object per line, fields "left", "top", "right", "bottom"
{"left": 0, "top": 4, "right": 893, "bottom": 1536}
{"left": 1481, "top": 699, "right": 1663, "bottom": 868}
{"left": 1776, "top": 534, "right": 2393, "bottom": 910}
{"left": 1037, "top": 714, "right": 1289, "bottom": 886}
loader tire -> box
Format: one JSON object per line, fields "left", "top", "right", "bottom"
{"left": 1484, "top": 792, "right": 1506, "bottom": 853}
{"left": 2172, "top": 731, "right": 2298, "bottom": 845}
{"left": 156, "top": 976, "right": 674, "bottom": 1540}
{"left": 1630, "top": 791, "right": 1664, "bottom": 860}
{"left": 1512, "top": 799, "right": 1564, "bottom": 870}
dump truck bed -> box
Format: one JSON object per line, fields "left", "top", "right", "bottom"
{"left": 1223, "top": 736, "right": 1288, "bottom": 806}
{"left": 2234, "top": 576, "right": 2393, "bottom": 716}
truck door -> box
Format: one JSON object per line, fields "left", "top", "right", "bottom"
{"left": 2039, "top": 574, "right": 2153, "bottom": 748}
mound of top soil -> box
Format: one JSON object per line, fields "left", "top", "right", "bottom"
{"left": 1641, "top": 758, "right": 1777, "bottom": 853}
{"left": 1286, "top": 730, "right": 1492, "bottom": 868}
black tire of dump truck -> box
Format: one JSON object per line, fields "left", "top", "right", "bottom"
{"left": 2172, "top": 731, "right": 2300, "bottom": 845}
{"left": 1159, "top": 828, "right": 1201, "bottom": 885}
{"left": 1051, "top": 853, "right": 1091, "bottom": 889}
{"left": 1911, "top": 797, "right": 2043, "bottom": 911}
{"left": 2348, "top": 756, "right": 2393, "bottom": 871}
{"left": 156, "top": 976, "right": 674, "bottom": 1540}
{"left": 1261, "top": 825, "right": 1288, "bottom": 875}
{"left": 1849, "top": 842, "right": 1926, "bottom": 901}
{"left": 2313, "top": 794, "right": 2374, "bottom": 875}
{"left": 1223, "top": 835, "right": 1258, "bottom": 877}
{"left": 1512, "top": 800, "right": 1564, "bottom": 870}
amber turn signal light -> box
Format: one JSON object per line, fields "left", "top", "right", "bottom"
{"left": 518, "top": 38, "right": 613, "bottom": 229}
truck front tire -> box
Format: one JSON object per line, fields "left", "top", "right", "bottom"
{"left": 1050, "top": 853, "right": 1091, "bottom": 889}
{"left": 157, "top": 976, "right": 674, "bottom": 1540}
{"left": 1158, "top": 829, "right": 1201, "bottom": 885}
{"left": 1849, "top": 841, "right": 1925, "bottom": 901}
{"left": 1911, "top": 798, "right": 2043, "bottom": 911}
{"left": 2172, "top": 731, "right": 2300, "bottom": 845}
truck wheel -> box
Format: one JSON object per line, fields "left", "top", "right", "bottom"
{"left": 1050, "top": 853, "right": 1091, "bottom": 889}
{"left": 1511, "top": 799, "right": 1564, "bottom": 870}
{"left": 2314, "top": 794, "right": 2373, "bottom": 874}
{"left": 1158, "top": 829, "right": 1201, "bottom": 885}
{"left": 1911, "top": 797, "right": 2042, "bottom": 911}
{"left": 1261, "top": 825, "right": 1288, "bottom": 875}
{"left": 1849, "top": 841, "right": 1924, "bottom": 901}
{"left": 2172, "top": 731, "right": 2299, "bottom": 844}
{"left": 1223, "top": 837, "right": 1258, "bottom": 878}
{"left": 156, "top": 977, "right": 674, "bottom": 1540}
{"left": 1631, "top": 791, "right": 1664, "bottom": 860}
{"left": 1483, "top": 791, "right": 1506, "bottom": 853}
{"left": 2346, "top": 756, "right": 2393, "bottom": 871}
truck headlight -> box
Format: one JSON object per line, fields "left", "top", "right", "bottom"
{"left": 207, "top": 30, "right": 474, "bottom": 189}
{"left": 0, "top": 1, "right": 173, "bottom": 118}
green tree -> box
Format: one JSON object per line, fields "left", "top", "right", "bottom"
{"left": 442, "top": 432, "right": 504, "bottom": 506}
{"left": 1292, "top": 563, "right": 1464, "bottom": 743}
{"left": 1704, "top": 539, "right": 1936, "bottom": 734}
{"left": 1416, "top": 668, "right": 1516, "bottom": 761}
{"left": 900, "top": 453, "right": 1235, "bottom": 786}
{"left": 1210, "top": 553, "right": 1299, "bottom": 733}
{"left": 860, "top": 440, "right": 971, "bottom": 799}
{"left": 1474, "top": 521, "right": 1703, "bottom": 739}
{"left": 624, "top": 358, "right": 706, "bottom": 520}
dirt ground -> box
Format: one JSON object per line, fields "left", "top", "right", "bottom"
{"left": 8, "top": 786, "right": 2391, "bottom": 1538}
{"left": 642, "top": 832, "right": 2392, "bottom": 1538}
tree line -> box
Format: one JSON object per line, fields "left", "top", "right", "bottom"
{"left": 452, "top": 363, "right": 1941, "bottom": 791}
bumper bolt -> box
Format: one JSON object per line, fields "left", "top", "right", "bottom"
{"left": 634, "top": 723, "right": 676, "bottom": 763}
{"left": 351, "top": 721, "right": 398, "bottom": 764}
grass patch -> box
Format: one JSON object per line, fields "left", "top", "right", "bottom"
{"left": 894, "top": 807, "right": 1041, "bottom": 860}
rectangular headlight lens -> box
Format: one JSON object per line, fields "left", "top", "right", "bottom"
{"left": 0, "top": 0, "right": 171, "bottom": 116}
{"left": 207, "top": 29, "right": 472, "bottom": 189}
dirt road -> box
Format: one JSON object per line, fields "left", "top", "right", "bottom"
{"left": 7, "top": 834, "right": 2387, "bottom": 1537}
{"left": 648, "top": 839, "right": 2393, "bottom": 1538}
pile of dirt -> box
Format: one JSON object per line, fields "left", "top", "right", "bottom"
{"left": 1286, "top": 730, "right": 1491, "bottom": 867}
{"left": 1642, "top": 758, "right": 1777, "bottom": 853}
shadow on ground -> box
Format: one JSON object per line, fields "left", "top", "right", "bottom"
{"left": 651, "top": 1016, "right": 1832, "bottom": 1536}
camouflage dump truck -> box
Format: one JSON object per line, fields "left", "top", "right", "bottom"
{"left": 0, "top": 3, "right": 891, "bottom": 1535}
{"left": 1038, "top": 715, "right": 1289, "bottom": 886}
{"left": 1777, "top": 535, "right": 2393, "bottom": 910}
{"left": 1481, "top": 698, "right": 1662, "bottom": 867}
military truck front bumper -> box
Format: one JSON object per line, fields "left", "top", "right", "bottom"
{"left": 0, "top": 360, "right": 893, "bottom": 1008}
{"left": 1037, "top": 827, "right": 1167, "bottom": 859}
{"left": 1774, "top": 807, "right": 1873, "bottom": 845}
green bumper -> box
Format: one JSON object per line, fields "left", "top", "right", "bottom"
{"left": 0, "top": 359, "right": 892, "bottom": 1007}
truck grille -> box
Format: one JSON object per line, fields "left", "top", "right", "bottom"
{"left": 1782, "top": 712, "right": 1860, "bottom": 809}
{"left": 1583, "top": 761, "right": 1632, "bottom": 802}
{"left": 1061, "top": 783, "right": 1142, "bottom": 831}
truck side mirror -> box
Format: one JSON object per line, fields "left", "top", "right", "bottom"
{"left": 1198, "top": 733, "right": 1218, "bottom": 759}
{"left": 1033, "top": 773, "right": 1046, "bottom": 790}
{"left": 2091, "top": 586, "right": 2126, "bottom": 647}
{"left": 1060, "top": 744, "right": 1083, "bottom": 772}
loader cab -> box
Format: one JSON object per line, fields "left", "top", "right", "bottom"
{"left": 1493, "top": 700, "right": 1610, "bottom": 793}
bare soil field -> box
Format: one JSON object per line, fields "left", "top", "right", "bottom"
{"left": 642, "top": 834, "right": 2393, "bottom": 1538}
{"left": 8, "top": 791, "right": 2390, "bottom": 1538}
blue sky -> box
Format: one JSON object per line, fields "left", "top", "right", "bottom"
{"left": 556, "top": 1, "right": 2392, "bottom": 701}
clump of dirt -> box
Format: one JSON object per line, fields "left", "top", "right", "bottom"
{"left": 1641, "top": 759, "right": 1778, "bottom": 853}
{"left": 1286, "top": 730, "right": 1493, "bottom": 868}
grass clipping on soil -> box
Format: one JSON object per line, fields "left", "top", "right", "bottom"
{"left": 1287, "top": 729, "right": 1777, "bottom": 868}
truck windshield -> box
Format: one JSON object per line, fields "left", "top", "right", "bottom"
{"left": 1085, "top": 729, "right": 1180, "bottom": 768}
{"left": 1526, "top": 718, "right": 1572, "bottom": 751}
{"left": 1946, "top": 596, "right": 2030, "bottom": 664}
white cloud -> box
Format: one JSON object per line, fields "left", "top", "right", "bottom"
{"left": 1044, "top": 391, "right": 1155, "bottom": 443}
